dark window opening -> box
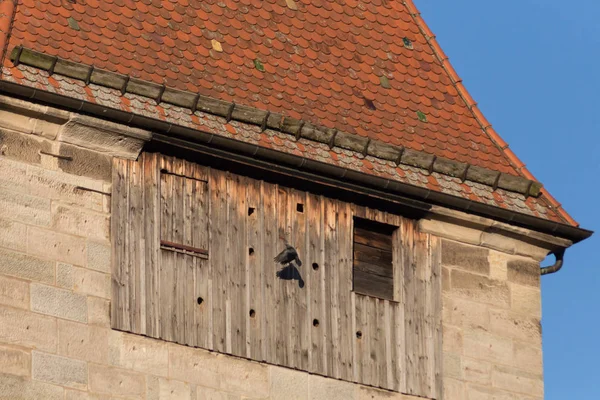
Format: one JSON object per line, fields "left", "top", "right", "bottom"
{"left": 352, "top": 217, "right": 396, "bottom": 301}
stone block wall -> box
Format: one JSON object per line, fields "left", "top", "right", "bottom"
{"left": 0, "top": 103, "right": 548, "bottom": 400}
{"left": 441, "top": 240, "right": 544, "bottom": 400}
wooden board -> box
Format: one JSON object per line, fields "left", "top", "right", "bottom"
{"left": 112, "top": 153, "right": 442, "bottom": 399}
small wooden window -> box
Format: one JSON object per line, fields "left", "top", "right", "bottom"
{"left": 160, "top": 172, "right": 209, "bottom": 258}
{"left": 353, "top": 217, "right": 396, "bottom": 300}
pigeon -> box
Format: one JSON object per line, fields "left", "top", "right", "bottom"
{"left": 273, "top": 243, "right": 302, "bottom": 267}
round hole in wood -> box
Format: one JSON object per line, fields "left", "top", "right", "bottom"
{"left": 197, "top": 297, "right": 204, "bottom": 305}
{"left": 312, "top": 263, "right": 319, "bottom": 271}
{"left": 249, "top": 247, "right": 255, "bottom": 256}
{"left": 249, "top": 309, "right": 256, "bottom": 318}
{"left": 356, "top": 331, "right": 362, "bottom": 339}
{"left": 313, "top": 319, "right": 319, "bottom": 327}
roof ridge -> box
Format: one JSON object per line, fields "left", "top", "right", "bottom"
{"left": 402, "top": 0, "right": 578, "bottom": 227}
{"left": 7, "top": 46, "right": 546, "bottom": 199}
{"left": 0, "top": 0, "right": 17, "bottom": 78}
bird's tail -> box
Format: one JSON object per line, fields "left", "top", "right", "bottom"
{"left": 295, "top": 257, "right": 302, "bottom": 267}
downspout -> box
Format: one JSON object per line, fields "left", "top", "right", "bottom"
{"left": 540, "top": 248, "right": 565, "bottom": 275}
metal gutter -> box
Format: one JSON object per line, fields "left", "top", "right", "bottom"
{"left": 540, "top": 249, "right": 566, "bottom": 275}
{"left": 0, "top": 80, "right": 593, "bottom": 244}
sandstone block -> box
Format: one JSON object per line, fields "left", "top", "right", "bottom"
{"left": 442, "top": 266, "right": 450, "bottom": 292}
{"left": 0, "top": 275, "right": 29, "bottom": 309}
{"left": 65, "top": 389, "right": 111, "bottom": 400}
{"left": 147, "top": 376, "right": 191, "bottom": 400}
{"left": 31, "top": 283, "right": 88, "bottom": 322}
{"left": 32, "top": 351, "right": 87, "bottom": 389}
{"left": 443, "top": 295, "right": 490, "bottom": 330}
{"left": 58, "top": 320, "right": 109, "bottom": 364}
{"left": 462, "top": 358, "right": 491, "bottom": 386}
{"left": 442, "top": 324, "right": 463, "bottom": 354}
{"left": 489, "top": 309, "right": 541, "bottom": 344}
{"left": 510, "top": 284, "right": 541, "bottom": 317}
{"left": 0, "top": 345, "right": 31, "bottom": 377}
{"left": 0, "top": 247, "right": 54, "bottom": 284}
{"left": 492, "top": 365, "right": 543, "bottom": 397}
{"left": 442, "top": 240, "right": 490, "bottom": 275}
{"left": 443, "top": 377, "right": 465, "bottom": 400}
{"left": 196, "top": 387, "right": 240, "bottom": 400}
{"left": 0, "top": 218, "right": 27, "bottom": 252}
{"left": 463, "top": 329, "right": 513, "bottom": 366}
{"left": 25, "top": 162, "right": 105, "bottom": 210}
{"left": 443, "top": 352, "right": 462, "bottom": 379}
{"left": 56, "top": 142, "right": 112, "bottom": 182}
{"left": 27, "top": 226, "right": 86, "bottom": 266}
{"left": 168, "top": 344, "right": 221, "bottom": 387}
{"left": 0, "top": 306, "right": 57, "bottom": 352}
{"left": 450, "top": 270, "right": 509, "bottom": 307}
{"left": 465, "top": 384, "right": 538, "bottom": 400}
{"left": 270, "top": 366, "right": 308, "bottom": 400}
{"left": 0, "top": 374, "right": 63, "bottom": 400}
{"left": 0, "top": 128, "right": 49, "bottom": 165}
{"left": 488, "top": 251, "right": 508, "bottom": 281}
{"left": 110, "top": 331, "right": 169, "bottom": 376}
{"left": 87, "top": 241, "right": 111, "bottom": 273}
{"left": 308, "top": 374, "right": 355, "bottom": 400}
{"left": 507, "top": 259, "right": 540, "bottom": 287}
{"left": 356, "top": 385, "right": 413, "bottom": 399}
{"left": 418, "top": 218, "right": 482, "bottom": 247}
{"left": 89, "top": 364, "right": 146, "bottom": 397}
{"left": 57, "top": 263, "right": 111, "bottom": 298}
{"left": 513, "top": 341, "right": 543, "bottom": 374}
{"left": 87, "top": 296, "right": 110, "bottom": 327}
{"left": 215, "top": 353, "right": 269, "bottom": 398}
{"left": 58, "top": 114, "right": 150, "bottom": 159}
{"left": 0, "top": 188, "right": 51, "bottom": 226}
{"left": 51, "top": 203, "right": 110, "bottom": 241}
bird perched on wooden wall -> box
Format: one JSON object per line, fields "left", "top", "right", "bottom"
{"left": 274, "top": 242, "right": 302, "bottom": 267}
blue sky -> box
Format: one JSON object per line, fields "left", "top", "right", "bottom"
{"left": 415, "top": 0, "right": 600, "bottom": 397}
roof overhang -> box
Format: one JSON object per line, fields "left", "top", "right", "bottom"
{"left": 0, "top": 79, "right": 592, "bottom": 245}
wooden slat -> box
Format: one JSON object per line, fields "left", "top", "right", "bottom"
{"left": 431, "top": 235, "right": 443, "bottom": 399}
{"left": 246, "top": 177, "right": 262, "bottom": 360}
{"left": 143, "top": 153, "right": 160, "bottom": 338}
{"left": 337, "top": 200, "right": 353, "bottom": 381}
{"left": 227, "top": 174, "right": 246, "bottom": 357}
{"left": 403, "top": 219, "right": 418, "bottom": 395}
{"left": 291, "top": 189, "right": 309, "bottom": 371}
{"left": 129, "top": 156, "right": 143, "bottom": 333}
{"left": 324, "top": 197, "right": 339, "bottom": 378}
{"left": 307, "top": 193, "right": 326, "bottom": 374}
{"left": 353, "top": 259, "right": 393, "bottom": 279}
{"left": 354, "top": 226, "right": 393, "bottom": 249}
{"left": 210, "top": 169, "right": 227, "bottom": 353}
{"left": 353, "top": 270, "right": 394, "bottom": 300}
{"left": 111, "top": 158, "right": 126, "bottom": 331}
{"left": 262, "top": 181, "right": 278, "bottom": 364}
{"left": 275, "top": 186, "right": 290, "bottom": 366}
{"left": 353, "top": 243, "right": 393, "bottom": 267}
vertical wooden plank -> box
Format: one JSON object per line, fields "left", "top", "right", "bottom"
{"left": 143, "top": 153, "right": 160, "bottom": 338}
{"left": 246, "top": 178, "right": 263, "bottom": 360}
{"left": 291, "top": 189, "right": 308, "bottom": 370}
{"left": 431, "top": 235, "right": 443, "bottom": 399}
{"left": 226, "top": 173, "right": 246, "bottom": 357}
{"left": 210, "top": 169, "right": 227, "bottom": 353}
{"left": 129, "top": 157, "right": 143, "bottom": 334}
{"left": 172, "top": 159, "right": 186, "bottom": 345}
{"left": 414, "top": 229, "right": 431, "bottom": 397}
{"left": 262, "top": 181, "right": 278, "bottom": 364}
{"left": 275, "top": 186, "right": 289, "bottom": 366}
{"left": 323, "top": 197, "right": 339, "bottom": 378}
{"left": 403, "top": 219, "right": 418, "bottom": 396}
{"left": 376, "top": 298, "right": 387, "bottom": 390}
{"left": 307, "top": 193, "right": 325, "bottom": 374}
{"left": 337, "top": 200, "right": 353, "bottom": 381}
{"left": 354, "top": 294, "right": 364, "bottom": 384}
{"left": 111, "top": 158, "right": 126, "bottom": 331}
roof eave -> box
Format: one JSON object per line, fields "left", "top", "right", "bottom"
{"left": 0, "top": 79, "right": 591, "bottom": 245}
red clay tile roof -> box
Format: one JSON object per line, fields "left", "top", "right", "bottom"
{"left": 0, "top": 0, "right": 578, "bottom": 227}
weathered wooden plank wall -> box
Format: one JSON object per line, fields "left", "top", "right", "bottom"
{"left": 112, "top": 153, "right": 442, "bottom": 398}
